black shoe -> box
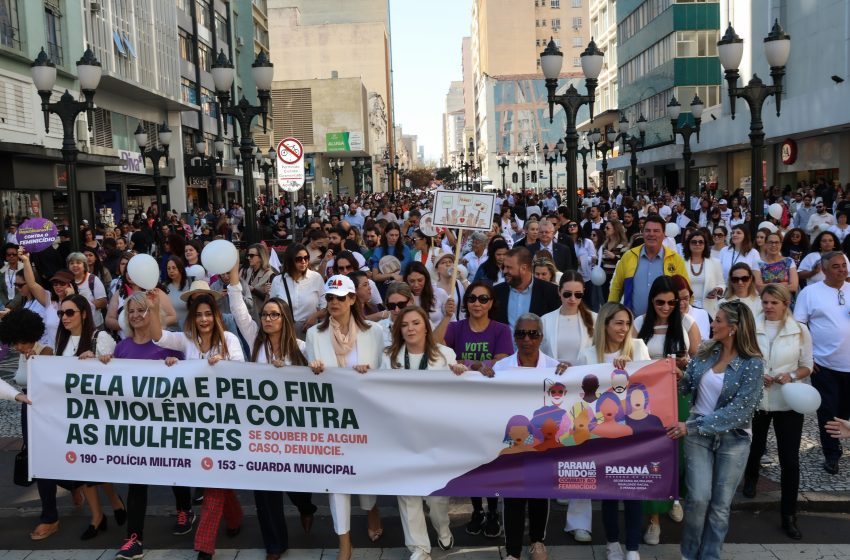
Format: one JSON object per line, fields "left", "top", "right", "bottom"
{"left": 114, "top": 496, "right": 127, "bottom": 526}
{"left": 81, "top": 515, "right": 107, "bottom": 540}
{"left": 226, "top": 525, "right": 241, "bottom": 538}
{"left": 742, "top": 477, "right": 757, "bottom": 498}
{"left": 824, "top": 459, "right": 840, "bottom": 475}
{"left": 782, "top": 515, "right": 802, "bottom": 540}
{"left": 465, "top": 509, "right": 485, "bottom": 535}
{"left": 197, "top": 552, "right": 212, "bottom": 560}
{"left": 483, "top": 510, "right": 502, "bottom": 538}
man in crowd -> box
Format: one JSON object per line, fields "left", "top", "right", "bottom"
{"left": 807, "top": 199, "right": 836, "bottom": 240}
{"left": 792, "top": 194, "right": 816, "bottom": 231}
{"left": 529, "top": 221, "right": 578, "bottom": 273}
{"left": 461, "top": 232, "right": 489, "bottom": 280}
{"left": 493, "top": 246, "right": 560, "bottom": 330}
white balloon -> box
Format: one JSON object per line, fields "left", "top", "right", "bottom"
{"left": 665, "top": 222, "right": 681, "bottom": 238}
{"left": 185, "top": 264, "right": 207, "bottom": 279}
{"left": 590, "top": 265, "right": 607, "bottom": 286}
{"left": 126, "top": 254, "right": 160, "bottom": 290}
{"left": 201, "top": 239, "right": 238, "bottom": 275}
{"left": 768, "top": 203, "right": 783, "bottom": 220}
{"left": 781, "top": 383, "right": 822, "bottom": 414}
{"left": 758, "top": 221, "right": 778, "bottom": 233}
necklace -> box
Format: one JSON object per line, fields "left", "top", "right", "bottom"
{"left": 689, "top": 259, "right": 704, "bottom": 276}
{"left": 403, "top": 347, "right": 428, "bottom": 370}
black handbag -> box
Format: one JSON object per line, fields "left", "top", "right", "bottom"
{"left": 13, "top": 445, "right": 33, "bottom": 487}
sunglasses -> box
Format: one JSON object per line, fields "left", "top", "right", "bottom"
{"left": 5, "top": 253, "right": 17, "bottom": 258}
{"left": 14, "top": 282, "right": 26, "bottom": 288}
{"left": 689, "top": 239, "right": 705, "bottom": 245}
{"left": 731, "top": 275, "right": 751, "bottom": 283}
{"left": 51, "top": 280, "right": 69, "bottom": 286}
{"left": 57, "top": 309, "right": 79, "bottom": 318}
{"left": 514, "top": 330, "right": 542, "bottom": 340}
{"left": 247, "top": 253, "right": 259, "bottom": 258}
{"left": 713, "top": 232, "right": 726, "bottom": 237}
{"left": 324, "top": 294, "right": 349, "bottom": 302}
{"left": 465, "top": 294, "right": 493, "bottom": 304}
{"left": 337, "top": 265, "right": 354, "bottom": 272}
{"left": 294, "top": 255, "right": 310, "bottom": 262}
{"left": 386, "top": 300, "right": 409, "bottom": 311}
{"left": 561, "top": 291, "right": 584, "bottom": 299}
{"left": 654, "top": 298, "right": 679, "bottom": 307}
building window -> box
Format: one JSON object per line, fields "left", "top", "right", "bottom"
{"left": 176, "top": 0, "right": 190, "bottom": 14}
{"left": 198, "top": 40, "right": 213, "bottom": 71}
{"left": 551, "top": 0, "right": 560, "bottom": 7}
{"left": 0, "top": 0, "right": 20, "bottom": 50}
{"left": 215, "top": 12, "right": 228, "bottom": 44}
{"left": 573, "top": 57, "right": 581, "bottom": 67}
{"left": 676, "top": 30, "right": 719, "bottom": 58}
{"left": 572, "top": 36, "right": 582, "bottom": 47}
{"left": 44, "top": 1, "right": 63, "bottom": 66}
{"left": 675, "top": 85, "right": 720, "bottom": 109}
{"left": 179, "top": 31, "right": 194, "bottom": 63}
{"left": 541, "top": 19, "right": 546, "bottom": 26}
{"left": 200, "top": 87, "right": 217, "bottom": 117}
{"left": 572, "top": 0, "right": 581, "bottom": 6}
{"left": 181, "top": 77, "right": 198, "bottom": 105}
{"left": 572, "top": 17, "right": 582, "bottom": 28}
{"left": 195, "top": 0, "right": 212, "bottom": 30}
{"left": 551, "top": 18, "right": 560, "bottom": 31}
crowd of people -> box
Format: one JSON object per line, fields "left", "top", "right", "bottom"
{"left": 0, "top": 178, "right": 849, "bottom": 560}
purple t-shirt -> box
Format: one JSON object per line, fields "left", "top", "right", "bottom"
{"left": 114, "top": 339, "right": 184, "bottom": 360}
{"left": 444, "top": 319, "right": 513, "bottom": 363}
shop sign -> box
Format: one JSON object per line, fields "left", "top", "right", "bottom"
{"left": 188, "top": 177, "right": 208, "bottom": 188}
{"left": 326, "top": 131, "right": 364, "bottom": 152}
{"left": 780, "top": 139, "right": 797, "bottom": 165}
{"left": 119, "top": 151, "right": 146, "bottom": 174}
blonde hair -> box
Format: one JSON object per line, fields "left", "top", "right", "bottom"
{"left": 123, "top": 292, "right": 168, "bottom": 337}
{"left": 759, "top": 283, "right": 792, "bottom": 322}
{"left": 592, "top": 302, "right": 635, "bottom": 364}
{"left": 697, "top": 300, "right": 762, "bottom": 359}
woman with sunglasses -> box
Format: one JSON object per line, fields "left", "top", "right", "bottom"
{"left": 493, "top": 313, "right": 567, "bottom": 560}
{"left": 378, "top": 282, "right": 415, "bottom": 348}
{"left": 226, "top": 262, "right": 318, "bottom": 559}
{"left": 146, "top": 285, "right": 245, "bottom": 560}
{"left": 241, "top": 244, "right": 275, "bottom": 307}
{"left": 582, "top": 303, "right": 650, "bottom": 560}
{"left": 305, "top": 275, "right": 385, "bottom": 560}
{"left": 719, "top": 225, "right": 760, "bottom": 280}
{"left": 383, "top": 305, "right": 465, "bottom": 560}
{"left": 754, "top": 232, "right": 799, "bottom": 294}
{"left": 102, "top": 292, "right": 189, "bottom": 560}
{"left": 671, "top": 301, "right": 763, "bottom": 560}
{"left": 56, "top": 294, "right": 125, "bottom": 540}
{"left": 742, "top": 284, "right": 812, "bottom": 540}
{"left": 798, "top": 231, "right": 849, "bottom": 285}
{"left": 20, "top": 251, "right": 76, "bottom": 357}
{"left": 683, "top": 230, "right": 725, "bottom": 318}
{"left": 633, "top": 276, "right": 700, "bottom": 545}
{"left": 673, "top": 275, "right": 711, "bottom": 342}
{"left": 270, "top": 243, "right": 326, "bottom": 339}
{"left": 710, "top": 227, "right": 728, "bottom": 260}
{"left": 719, "top": 263, "right": 762, "bottom": 317}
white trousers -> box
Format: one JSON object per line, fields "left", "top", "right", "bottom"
{"left": 397, "top": 495, "right": 452, "bottom": 555}
{"left": 329, "top": 493, "right": 377, "bottom": 535}
{"left": 563, "top": 499, "right": 592, "bottom": 532}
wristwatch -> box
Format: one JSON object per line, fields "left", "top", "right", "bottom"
{"left": 789, "top": 372, "right": 797, "bottom": 382}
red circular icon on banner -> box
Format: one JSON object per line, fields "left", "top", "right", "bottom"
{"left": 201, "top": 457, "right": 214, "bottom": 471}
{"left": 65, "top": 451, "right": 77, "bottom": 464}
{"left": 781, "top": 138, "right": 797, "bottom": 165}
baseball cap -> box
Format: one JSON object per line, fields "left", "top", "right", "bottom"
{"left": 718, "top": 199, "right": 728, "bottom": 205}
{"left": 324, "top": 274, "right": 355, "bottom": 297}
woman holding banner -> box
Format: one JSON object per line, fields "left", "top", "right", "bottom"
{"left": 227, "top": 262, "right": 318, "bottom": 558}
{"left": 99, "top": 292, "right": 189, "bottom": 560}
{"left": 146, "top": 286, "right": 245, "bottom": 560}
{"left": 582, "top": 302, "right": 650, "bottom": 560}
{"left": 670, "top": 300, "right": 763, "bottom": 560}
{"left": 382, "top": 305, "right": 466, "bottom": 560}
{"left": 305, "top": 275, "right": 385, "bottom": 560}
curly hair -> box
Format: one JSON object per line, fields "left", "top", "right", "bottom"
{"left": 0, "top": 308, "right": 45, "bottom": 345}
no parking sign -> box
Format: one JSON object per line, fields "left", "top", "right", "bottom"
{"left": 276, "top": 137, "right": 306, "bottom": 192}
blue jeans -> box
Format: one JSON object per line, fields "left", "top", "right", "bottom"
{"left": 681, "top": 428, "right": 751, "bottom": 560}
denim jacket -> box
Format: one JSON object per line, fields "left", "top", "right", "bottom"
{"left": 680, "top": 344, "right": 764, "bottom": 436}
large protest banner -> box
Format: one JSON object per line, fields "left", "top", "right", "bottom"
{"left": 28, "top": 356, "right": 678, "bottom": 500}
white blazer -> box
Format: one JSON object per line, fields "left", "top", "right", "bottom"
{"left": 687, "top": 257, "right": 725, "bottom": 318}
{"left": 755, "top": 315, "right": 814, "bottom": 412}
{"left": 305, "top": 320, "right": 385, "bottom": 369}
{"left": 540, "top": 309, "right": 597, "bottom": 362}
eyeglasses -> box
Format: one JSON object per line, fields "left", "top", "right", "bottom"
{"left": 561, "top": 291, "right": 584, "bottom": 300}
{"left": 839, "top": 290, "right": 846, "bottom": 306}
{"left": 386, "top": 300, "right": 409, "bottom": 311}
{"left": 260, "top": 312, "right": 283, "bottom": 320}
{"left": 731, "top": 275, "right": 751, "bottom": 283}
{"left": 514, "top": 330, "right": 542, "bottom": 340}
{"left": 57, "top": 309, "right": 79, "bottom": 318}
{"left": 294, "top": 255, "right": 310, "bottom": 262}
{"left": 653, "top": 298, "right": 679, "bottom": 307}
{"left": 465, "top": 294, "right": 493, "bottom": 304}
{"left": 325, "top": 294, "right": 349, "bottom": 302}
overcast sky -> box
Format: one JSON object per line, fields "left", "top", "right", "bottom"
{"left": 389, "top": 0, "right": 471, "bottom": 165}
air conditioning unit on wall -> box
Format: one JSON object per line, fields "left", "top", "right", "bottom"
{"left": 236, "top": 36, "right": 245, "bottom": 47}
{"left": 90, "top": 1, "right": 102, "bottom": 12}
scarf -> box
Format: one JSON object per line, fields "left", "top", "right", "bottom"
{"left": 330, "top": 314, "right": 358, "bottom": 367}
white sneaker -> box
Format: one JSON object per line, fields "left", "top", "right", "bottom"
{"left": 606, "top": 542, "right": 625, "bottom": 560}
{"left": 643, "top": 522, "right": 660, "bottom": 545}
{"left": 625, "top": 552, "right": 640, "bottom": 560}
{"left": 669, "top": 501, "right": 684, "bottom": 523}
{"left": 410, "top": 549, "right": 431, "bottom": 560}
{"left": 570, "top": 529, "right": 592, "bottom": 542}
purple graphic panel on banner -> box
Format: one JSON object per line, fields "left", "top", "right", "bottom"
{"left": 16, "top": 218, "right": 58, "bottom": 253}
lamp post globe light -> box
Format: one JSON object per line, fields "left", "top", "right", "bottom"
{"left": 575, "top": 134, "right": 593, "bottom": 197}
{"left": 31, "top": 46, "right": 102, "bottom": 250}
{"left": 497, "top": 154, "right": 510, "bottom": 191}
{"left": 210, "top": 49, "right": 274, "bottom": 244}
{"left": 717, "top": 19, "right": 790, "bottom": 235}
{"left": 667, "top": 95, "right": 704, "bottom": 213}
{"left": 353, "top": 158, "right": 372, "bottom": 195}
{"left": 329, "top": 158, "right": 345, "bottom": 197}
{"left": 515, "top": 147, "right": 530, "bottom": 191}
{"left": 541, "top": 37, "right": 603, "bottom": 221}
{"left": 193, "top": 134, "right": 225, "bottom": 210}
{"left": 615, "top": 113, "right": 647, "bottom": 197}
{"left": 591, "top": 127, "right": 616, "bottom": 194}
{"left": 135, "top": 122, "right": 172, "bottom": 224}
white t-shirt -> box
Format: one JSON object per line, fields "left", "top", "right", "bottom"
{"left": 798, "top": 253, "right": 850, "bottom": 285}
{"left": 793, "top": 281, "right": 850, "bottom": 370}
{"left": 719, "top": 246, "right": 761, "bottom": 279}
{"left": 693, "top": 368, "right": 725, "bottom": 417}
{"left": 633, "top": 314, "right": 693, "bottom": 359}
{"left": 555, "top": 314, "right": 584, "bottom": 364}
{"left": 380, "top": 344, "right": 456, "bottom": 370}
{"left": 60, "top": 331, "right": 116, "bottom": 358}
{"left": 75, "top": 273, "right": 108, "bottom": 327}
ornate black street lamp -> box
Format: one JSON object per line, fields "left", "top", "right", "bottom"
{"left": 515, "top": 147, "right": 530, "bottom": 191}
{"left": 329, "top": 159, "right": 344, "bottom": 197}
{"left": 542, "top": 140, "right": 563, "bottom": 196}
{"left": 615, "top": 113, "right": 647, "bottom": 197}
{"left": 383, "top": 152, "right": 400, "bottom": 193}
{"left": 134, "top": 122, "right": 172, "bottom": 224}
{"left": 541, "top": 37, "right": 604, "bottom": 221}
{"left": 210, "top": 49, "right": 274, "bottom": 244}
{"left": 194, "top": 135, "right": 225, "bottom": 209}
{"left": 497, "top": 154, "right": 510, "bottom": 191}
{"left": 31, "top": 46, "right": 102, "bottom": 250}
{"left": 590, "top": 127, "right": 617, "bottom": 194}
{"left": 575, "top": 134, "right": 593, "bottom": 195}
{"left": 667, "top": 95, "right": 704, "bottom": 213}
{"left": 257, "top": 147, "right": 276, "bottom": 210}
{"left": 717, "top": 19, "right": 790, "bottom": 235}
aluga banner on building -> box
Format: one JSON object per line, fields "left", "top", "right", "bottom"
{"left": 27, "top": 356, "right": 679, "bottom": 499}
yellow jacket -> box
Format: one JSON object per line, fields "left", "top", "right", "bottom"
{"left": 608, "top": 244, "right": 688, "bottom": 310}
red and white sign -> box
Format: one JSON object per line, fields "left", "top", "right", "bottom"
{"left": 780, "top": 138, "right": 797, "bottom": 165}
{"left": 276, "top": 137, "right": 306, "bottom": 192}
